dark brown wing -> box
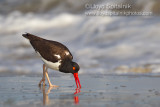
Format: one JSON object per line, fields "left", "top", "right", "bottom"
{"left": 30, "top": 39, "right": 73, "bottom": 63}
{"left": 23, "top": 33, "right": 73, "bottom": 62}
{"left": 48, "top": 40, "right": 73, "bottom": 60}
{"left": 30, "top": 40, "right": 58, "bottom": 62}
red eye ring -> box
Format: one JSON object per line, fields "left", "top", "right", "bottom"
{"left": 73, "top": 67, "right": 76, "bottom": 70}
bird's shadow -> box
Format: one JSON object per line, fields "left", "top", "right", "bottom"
{"left": 39, "top": 85, "right": 81, "bottom": 106}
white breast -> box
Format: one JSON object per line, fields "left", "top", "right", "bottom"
{"left": 41, "top": 57, "right": 61, "bottom": 70}
{"left": 37, "top": 52, "right": 61, "bottom": 70}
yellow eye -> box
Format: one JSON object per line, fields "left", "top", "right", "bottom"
{"left": 73, "top": 67, "right": 76, "bottom": 70}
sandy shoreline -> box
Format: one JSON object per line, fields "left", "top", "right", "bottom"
{"left": 0, "top": 74, "right": 160, "bottom": 107}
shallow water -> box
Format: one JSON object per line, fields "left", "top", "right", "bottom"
{"left": 1, "top": 75, "right": 160, "bottom": 107}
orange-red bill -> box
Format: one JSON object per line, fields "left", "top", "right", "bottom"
{"left": 74, "top": 88, "right": 81, "bottom": 94}
{"left": 73, "top": 73, "right": 81, "bottom": 89}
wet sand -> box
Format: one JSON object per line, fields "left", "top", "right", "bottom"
{"left": 0, "top": 74, "right": 160, "bottom": 107}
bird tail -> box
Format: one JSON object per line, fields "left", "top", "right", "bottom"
{"left": 22, "top": 33, "right": 42, "bottom": 41}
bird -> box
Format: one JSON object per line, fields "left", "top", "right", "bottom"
{"left": 22, "top": 33, "right": 81, "bottom": 89}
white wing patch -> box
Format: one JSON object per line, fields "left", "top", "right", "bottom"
{"left": 54, "top": 54, "right": 61, "bottom": 59}
{"left": 36, "top": 52, "right": 61, "bottom": 70}
{"left": 65, "top": 51, "right": 70, "bottom": 56}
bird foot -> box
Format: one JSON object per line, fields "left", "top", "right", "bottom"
{"left": 49, "top": 84, "right": 59, "bottom": 88}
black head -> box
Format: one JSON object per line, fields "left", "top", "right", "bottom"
{"left": 59, "top": 61, "right": 81, "bottom": 89}
{"left": 59, "top": 61, "right": 80, "bottom": 74}
{"left": 72, "top": 62, "right": 80, "bottom": 73}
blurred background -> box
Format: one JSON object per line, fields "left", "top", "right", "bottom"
{"left": 0, "top": 0, "right": 160, "bottom": 76}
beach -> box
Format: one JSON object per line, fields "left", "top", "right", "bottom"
{"left": 1, "top": 74, "right": 160, "bottom": 107}
{"left": 0, "top": 0, "right": 160, "bottom": 107}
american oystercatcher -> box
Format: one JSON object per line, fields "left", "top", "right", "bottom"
{"left": 22, "top": 33, "right": 81, "bottom": 89}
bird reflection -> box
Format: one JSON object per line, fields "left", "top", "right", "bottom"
{"left": 39, "top": 85, "right": 53, "bottom": 106}
{"left": 74, "top": 88, "right": 81, "bottom": 104}
{"left": 39, "top": 86, "right": 81, "bottom": 106}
